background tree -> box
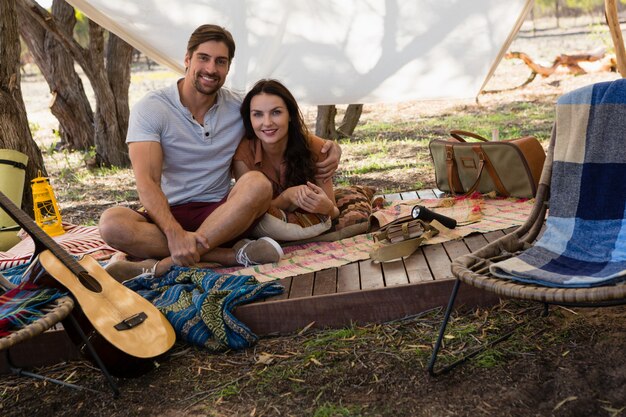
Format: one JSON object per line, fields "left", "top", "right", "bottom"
{"left": 315, "top": 104, "right": 363, "bottom": 139}
{"left": 0, "top": 0, "right": 45, "bottom": 214}
{"left": 18, "top": 0, "right": 133, "bottom": 167}
{"left": 18, "top": 0, "right": 94, "bottom": 151}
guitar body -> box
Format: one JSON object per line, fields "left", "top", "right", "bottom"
{"left": 0, "top": 190, "right": 175, "bottom": 377}
{"left": 36, "top": 251, "right": 175, "bottom": 359}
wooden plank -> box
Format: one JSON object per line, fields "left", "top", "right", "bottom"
{"left": 417, "top": 189, "right": 437, "bottom": 199}
{"left": 235, "top": 279, "right": 500, "bottom": 336}
{"left": 269, "top": 277, "right": 292, "bottom": 301}
{"left": 400, "top": 191, "right": 418, "bottom": 200}
{"left": 337, "top": 262, "right": 360, "bottom": 293}
{"left": 422, "top": 243, "right": 453, "bottom": 281}
{"left": 358, "top": 260, "right": 385, "bottom": 289}
{"left": 403, "top": 248, "right": 434, "bottom": 283}
{"left": 443, "top": 239, "right": 471, "bottom": 262}
{"left": 1, "top": 329, "right": 80, "bottom": 374}
{"left": 381, "top": 261, "right": 409, "bottom": 287}
{"left": 433, "top": 189, "right": 446, "bottom": 198}
{"left": 483, "top": 230, "right": 506, "bottom": 243}
{"left": 313, "top": 268, "right": 337, "bottom": 296}
{"left": 288, "top": 272, "right": 314, "bottom": 299}
{"left": 384, "top": 193, "right": 402, "bottom": 201}
{"left": 463, "top": 233, "right": 490, "bottom": 253}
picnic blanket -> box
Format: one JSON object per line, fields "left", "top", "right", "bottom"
{"left": 124, "top": 267, "right": 283, "bottom": 351}
{"left": 0, "top": 196, "right": 534, "bottom": 284}
{"left": 0, "top": 223, "right": 118, "bottom": 271}
{"left": 215, "top": 194, "right": 534, "bottom": 282}
{"left": 490, "top": 79, "right": 626, "bottom": 288}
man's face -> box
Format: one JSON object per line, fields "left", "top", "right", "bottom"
{"left": 184, "top": 40, "right": 230, "bottom": 96}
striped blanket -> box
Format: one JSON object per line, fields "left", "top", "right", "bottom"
{"left": 490, "top": 80, "right": 626, "bottom": 288}
{"left": 0, "top": 281, "right": 65, "bottom": 337}
{"left": 0, "top": 223, "right": 118, "bottom": 271}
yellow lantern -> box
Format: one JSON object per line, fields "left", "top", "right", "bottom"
{"left": 31, "top": 171, "right": 65, "bottom": 237}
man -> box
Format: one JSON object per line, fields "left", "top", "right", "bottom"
{"left": 99, "top": 24, "right": 340, "bottom": 280}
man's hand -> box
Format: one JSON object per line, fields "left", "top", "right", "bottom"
{"left": 315, "top": 140, "right": 342, "bottom": 182}
{"left": 166, "top": 228, "right": 210, "bottom": 266}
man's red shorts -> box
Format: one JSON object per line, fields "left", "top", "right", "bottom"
{"left": 137, "top": 196, "right": 228, "bottom": 232}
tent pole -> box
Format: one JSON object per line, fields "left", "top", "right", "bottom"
{"left": 605, "top": 0, "right": 626, "bottom": 78}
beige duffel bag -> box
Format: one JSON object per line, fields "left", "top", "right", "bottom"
{"left": 429, "top": 130, "right": 546, "bottom": 198}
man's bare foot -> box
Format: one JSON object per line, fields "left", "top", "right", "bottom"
{"left": 105, "top": 258, "right": 159, "bottom": 283}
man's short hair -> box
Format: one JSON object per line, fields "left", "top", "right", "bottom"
{"left": 186, "top": 24, "right": 236, "bottom": 61}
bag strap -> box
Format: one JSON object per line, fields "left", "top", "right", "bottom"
{"left": 449, "top": 130, "right": 489, "bottom": 143}
{"left": 462, "top": 145, "right": 509, "bottom": 197}
{"left": 0, "top": 159, "right": 27, "bottom": 170}
{"left": 445, "top": 144, "right": 463, "bottom": 194}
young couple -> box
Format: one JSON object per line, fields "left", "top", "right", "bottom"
{"left": 100, "top": 24, "right": 341, "bottom": 281}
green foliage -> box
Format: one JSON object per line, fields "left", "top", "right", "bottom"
{"left": 28, "top": 121, "right": 41, "bottom": 136}
{"left": 73, "top": 10, "right": 90, "bottom": 47}
{"left": 564, "top": 0, "right": 603, "bottom": 13}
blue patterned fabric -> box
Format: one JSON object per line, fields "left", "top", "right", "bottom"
{"left": 124, "top": 266, "right": 284, "bottom": 351}
{"left": 490, "top": 79, "right": 626, "bottom": 288}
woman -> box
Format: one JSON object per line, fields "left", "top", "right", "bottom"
{"left": 233, "top": 79, "right": 339, "bottom": 241}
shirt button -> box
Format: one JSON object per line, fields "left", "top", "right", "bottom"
{"left": 205, "top": 132, "right": 210, "bottom": 137}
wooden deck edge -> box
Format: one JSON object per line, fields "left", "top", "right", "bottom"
{"left": 1, "top": 279, "right": 500, "bottom": 373}
{"left": 0, "top": 329, "right": 80, "bottom": 375}
{"left": 234, "top": 279, "right": 501, "bottom": 336}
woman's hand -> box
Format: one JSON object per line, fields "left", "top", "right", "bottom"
{"left": 291, "top": 182, "right": 336, "bottom": 216}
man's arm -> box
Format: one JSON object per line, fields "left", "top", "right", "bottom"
{"left": 315, "top": 140, "right": 342, "bottom": 182}
{"left": 129, "top": 142, "right": 208, "bottom": 265}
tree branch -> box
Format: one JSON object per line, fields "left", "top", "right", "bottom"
{"left": 17, "top": 0, "right": 92, "bottom": 75}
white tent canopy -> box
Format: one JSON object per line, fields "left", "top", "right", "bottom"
{"left": 65, "top": 0, "right": 532, "bottom": 105}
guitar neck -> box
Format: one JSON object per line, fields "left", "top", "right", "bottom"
{"left": 0, "top": 191, "right": 85, "bottom": 276}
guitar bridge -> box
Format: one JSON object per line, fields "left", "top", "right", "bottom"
{"left": 114, "top": 312, "right": 148, "bottom": 331}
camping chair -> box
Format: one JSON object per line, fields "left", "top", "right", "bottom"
{"left": 428, "top": 79, "right": 626, "bottom": 376}
{"left": 0, "top": 272, "right": 121, "bottom": 396}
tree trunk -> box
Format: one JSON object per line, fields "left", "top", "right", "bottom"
{"left": 315, "top": 105, "right": 338, "bottom": 139}
{"left": 337, "top": 104, "right": 363, "bottom": 137}
{"left": 0, "top": 0, "right": 45, "bottom": 214}
{"left": 87, "top": 22, "right": 131, "bottom": 167}
{"left": 18, "top": 0, "right": 94, "bottom": 151}
{"left": 18, "top": 0, "right": 133, "bottom": 167}
{"left": 106, "top": 33, "right": 133, "bottom": 161}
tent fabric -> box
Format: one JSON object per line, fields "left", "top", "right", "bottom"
{"left": 65, "top": 0, "right": 532, "bottom": 105}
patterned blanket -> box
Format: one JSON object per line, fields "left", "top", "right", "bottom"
{"left": 491, "top": 80, "right": 626, "bottom": 288}
{"left": 124, "top": 267, "right": 283, "bottom": 351}
{"left": 215, "top": 195, "right": 534, "bottom": 282}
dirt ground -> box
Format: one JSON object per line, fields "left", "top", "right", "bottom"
{"left": 2, "top": 17, "right": 625, "bottom": 417}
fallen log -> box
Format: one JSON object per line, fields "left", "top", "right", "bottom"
{"left": 505, "top": 48, "right": 616, "bottom": 77}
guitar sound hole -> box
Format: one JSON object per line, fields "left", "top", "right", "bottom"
{"left": 78, "top": 271, "right": 103, "bottom": 293}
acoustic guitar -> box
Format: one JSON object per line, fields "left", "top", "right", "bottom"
{"left": 0, "top": 191, "right": 176, "bottom": 376}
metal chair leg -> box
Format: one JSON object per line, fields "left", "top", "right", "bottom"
{"left": 428, "top": 279, "right": 461, "bottom": 376}
{"left": 65, "top": 314, "right": 120, "bottom": 397}
{"left": 3, "top": 348, "right": 101, "bottom": 394}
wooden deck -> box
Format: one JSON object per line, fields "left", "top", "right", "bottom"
{"left": 2, "top": 189, "right": 508, "bottom": 373}
{"left": 235, "top": 189, "right": 506, "bottom": 335}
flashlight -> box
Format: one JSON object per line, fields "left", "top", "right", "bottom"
{"left": 411, "top": 205, "right": 457, "bottom": 229}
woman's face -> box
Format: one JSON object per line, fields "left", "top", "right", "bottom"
{"left": 249, "top": 93, "right": 290, "bottom": 146}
